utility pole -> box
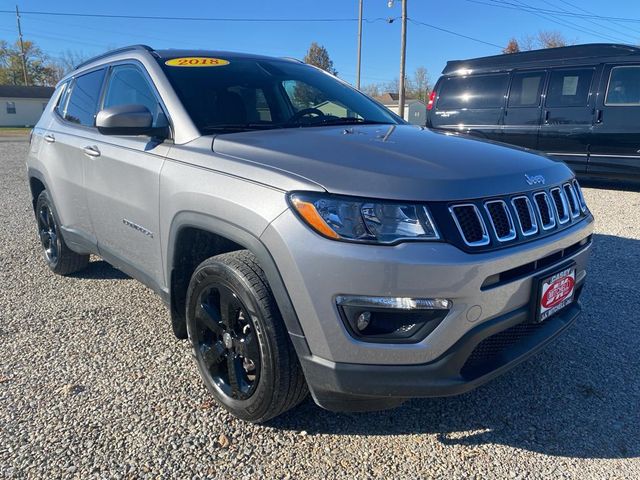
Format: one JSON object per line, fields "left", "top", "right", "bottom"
{"left": 15, "top": 5, "right": 29, "bottom": 86}
{"left": 355, "top": 0, "right": 363, "bottom": 90}
{"left": 398, "top": 0, "right": 407, "bottom": 119}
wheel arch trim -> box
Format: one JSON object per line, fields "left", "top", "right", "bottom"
{"left": 166, "top": 211, "right": 308, "bottom": 343}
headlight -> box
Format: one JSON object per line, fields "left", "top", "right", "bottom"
{"left": 288, "top": 192, "right": 440, "bottom": 244}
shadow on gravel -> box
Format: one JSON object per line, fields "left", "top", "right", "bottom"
{"left": 70, "top": 260, "right": 130, "bottom": 280}
{"left": 270, "top": 233, "right": 640, "bottom": 460}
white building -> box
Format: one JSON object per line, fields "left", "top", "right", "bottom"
{"left": 0, "top": 85, "right": 54, "bottom": 127}
{"left": 374, "top": 93, "right": 428, "bottom": 126}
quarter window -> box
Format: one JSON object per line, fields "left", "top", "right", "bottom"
{"left": 546, "top": 69, "right": 593, "bottom": 107}
{"left": 6, "top": 101, "right": 16, "bottom": 114}
{"left": 65, "top": 69, "right": 106, "bottom": 126}
{"left": 508, "top": 71, "right": 544, "bottom": 107}
{"left": 605, "top": 66, "right": 640, "bottom": 106}
{"left": 103, "top": 65, "right": 162, "bottom": 124}
{"left": 55, "top": 81, "right": 71, "bottom": 118}
{"left": 436, "top": 74, "right": 509, "bottom": 110}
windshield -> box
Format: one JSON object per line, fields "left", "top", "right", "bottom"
{"left": 159, "top": 56, "right": 401, "bottom": 134}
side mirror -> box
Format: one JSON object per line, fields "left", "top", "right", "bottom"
{"left": 96, "top": 104, "right": 167, "bottom": 137}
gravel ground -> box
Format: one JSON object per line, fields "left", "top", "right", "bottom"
{"left": 1, "top": 140, "right": 639, "bottom": 479}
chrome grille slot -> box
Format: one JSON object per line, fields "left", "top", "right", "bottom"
{"left": 511, "top": 196, "right": 538, "bottom": 236}
{"left": 550, "top": 187, "right": 570, "bottom": 224}
{"left": 563, "top": 183, "right": 580, "bottom": 218}
{"left": 449, "top": 204, "right": 490, "bottom": 246}
{"left": 484, "top": 200, "right": 516, "bottom": 242}
{"left": 572, "top": 179, "right": 587, "bottom": 212}
{"left": 533, "top": 192, "right": 556, "bottom": 230}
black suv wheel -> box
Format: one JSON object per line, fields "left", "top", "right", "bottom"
{"left": 35, "top": 190, "right": 89, "bottom": 275}
{"left": 186, "top": 250, "right": 307, "bottom": 422}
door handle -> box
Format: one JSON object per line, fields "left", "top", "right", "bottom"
{"left": 544, "top": 110, "right": 550, "bottom": 123}
{"left": 43, "top": 134, "right": 55, "bottom": 143}
{"left": 83, "top": 145, "right": 101, "bottom": 157}
{"left": 595, "top": 109, "right": 603, "bottom": 124}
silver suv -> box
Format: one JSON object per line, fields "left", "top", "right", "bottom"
{"left": 27, "top": 45, "right": 593, "bottom": 422}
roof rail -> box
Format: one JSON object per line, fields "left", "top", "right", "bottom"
{"left": 281, "top": 56, "right": 304, "bottom": 63}
{"left": 74, "top": 44, "right": 154, "bottom": 70}
{"left": 442, "top": 43, "right": 640, "bottom": 75}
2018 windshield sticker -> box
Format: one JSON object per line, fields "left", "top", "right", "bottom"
{"left": 165, "top": 57, "right": 230, "bottom": 67}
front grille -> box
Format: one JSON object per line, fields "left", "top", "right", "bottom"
{"left": 447, "top": 180, "right": 589, "bottom": 252}
{"left": 551, "top": 187, "right": 570, "bottom": 224}
{"left": 449, "top": 205, "right": 489, "bottom": 246}
{"left": 533, "top": 192, "right": 556, "bottom": 230}
{"left": 485, "top": 200, "right": 515, "bottom": 241}
{"left": 512, "top": 196, "right": 538, "bottom": 236}
{"left": 563, "top": 183, "right": 580, "bottom": 217}
{"left": 461, "top": 321, "right": 546, "bottom": 378}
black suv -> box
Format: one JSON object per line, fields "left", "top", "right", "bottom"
{"left": 427, "top": 43, "right": 640, "bottom": 184}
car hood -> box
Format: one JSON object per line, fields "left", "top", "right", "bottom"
{"left": 211, "top": 124, "right": 572, "bottom": 201}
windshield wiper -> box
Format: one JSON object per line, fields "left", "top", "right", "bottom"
{"left": 290, "top": 117, "right": 392, "bottom": 128}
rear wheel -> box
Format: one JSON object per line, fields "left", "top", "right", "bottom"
{"left": 186, "top": 250, "right": 307, "bottom": 422}
{"left": 35, "top": 190, "right": 89, "bottom": 275}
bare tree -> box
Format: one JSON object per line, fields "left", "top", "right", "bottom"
{"left": 508, "top": 31, "right": 571, "bottom": 52}
{"left": 537, "top": 30, "right": 568, "bottom": 48}
{"left": 412, "top": 66, "right": 430, "bottom": 103}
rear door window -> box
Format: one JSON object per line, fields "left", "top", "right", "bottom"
{"left": 545, "top": 69, "right": 593, "bottom": 107}
{"left": 437, "top": 74, "right": 509, "bottom": 110}
{"left": 605, "top": 66, "right": 640, "bottom": 106}
{"left": 508, "top": 71, "right": 545, "bottom": 107}
{"left": 65, "top": 68, "right": 106, "bottom": 126}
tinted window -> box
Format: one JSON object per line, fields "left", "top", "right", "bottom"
{"left": 103, "top": 65, "right": 163, "bottom": 124}
{"left": 6, "top": 101, "right": 15, "bottom": 114}
{"left": 65, "top": 69, "right": 105, "bottom": 126}
{"left": 508, "top": 71, "right": 544, "bottom": 107}
{"left": 605, "top": 66, "right": 640, "bottom": 106}
{"left": 55, "top": 82, "right": 70, "bottom": 117}
{"left": 160, "top": 57, "right": 398, "bottom": 133}
{"left": 437, "top": 74, "right": 509, "bottom": 110}
{"left": 546, "top": 69, "right": 593, "bottom": 107}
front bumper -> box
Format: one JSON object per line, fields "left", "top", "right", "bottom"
{"left": 261, "top": 208, "right": 592, "bottom": 410}
{"left": 294, "top": 296, "right": 582, "bottom": 411}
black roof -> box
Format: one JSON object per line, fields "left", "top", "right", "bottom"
{"left": 0, "top": 85, "right": 55, "bottom": 99}
{"left": 442, "top": 43, "right": 640, "bottom": 75}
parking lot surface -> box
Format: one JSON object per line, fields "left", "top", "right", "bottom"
{"left": 1, "top": 140, "right": 639, "bottom": 479}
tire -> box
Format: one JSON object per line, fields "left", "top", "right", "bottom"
{"left": 35, "top": 190, "right": 89, "bottom": 275}
{"left": 186, "top": 250, "right": 308, "bottom": 422}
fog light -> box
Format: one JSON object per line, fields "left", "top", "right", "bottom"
{"left": 356, "top": 311, "right": 371, "bottom": 331}
{"left": 336, "top": 295, "right": 451, "bottom": 343}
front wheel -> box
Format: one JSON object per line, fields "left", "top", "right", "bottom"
{"left": 185, "top": 250, "right": 307, "bottom": 422}
{"left": 35, "top": 190, "right": 89, "bottom": 275}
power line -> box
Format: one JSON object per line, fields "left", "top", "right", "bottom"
{"left": 463, "top": 0, "right": 640, "bottom": 25}
{"left": 508, "top": 0, "right": 631, "bottom": 44}
{"left": 537, "top": 0, "right": 637, "bottom": 42}
{"left": 409, "top": 18, "right": 505, "bottom": 49}
{"left": 0, "top": 9, "right": 391, "bottom": 23}
{"left": 557, "top": 0, "right": 640, "bottom": 38}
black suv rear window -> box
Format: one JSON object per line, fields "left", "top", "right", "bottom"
{"left": 508, "top": 71, "right": 544, "bottom": 107}
{"left": 605, "top": 66, "right": 640, "bottom": 106}
{"left": 546, "top": 69, "right": 593, "bottom": 107}
{"left": 437, "top": 74, "right": 509, "bottom": 110}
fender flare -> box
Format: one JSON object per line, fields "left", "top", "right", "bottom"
{"left": 166, "top": 211, "right": 308, "bottom": 344}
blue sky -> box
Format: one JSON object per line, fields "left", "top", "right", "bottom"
{"left": 1, "top": 0, "right": 640, "bottom": 87}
